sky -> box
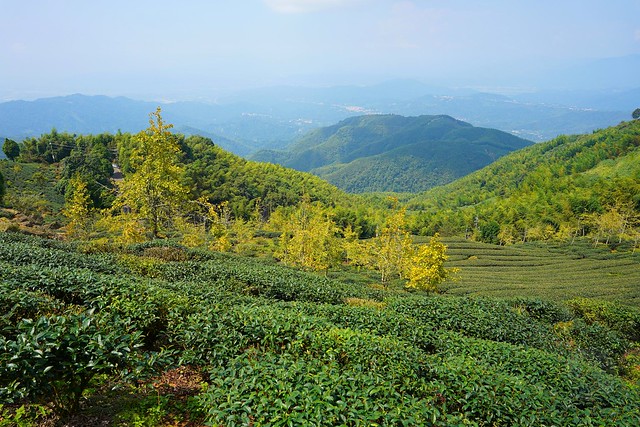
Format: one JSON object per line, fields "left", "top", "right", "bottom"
{"left": 1, "top": 0, "right": 639, "bottom": 100}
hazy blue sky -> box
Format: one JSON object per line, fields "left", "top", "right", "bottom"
{"left": 1, "top": 0, "right": 639, "bottom": 100}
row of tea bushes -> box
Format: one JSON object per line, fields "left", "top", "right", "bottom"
{"left": 1, "top": 233, "right": 639, "bottom": 425}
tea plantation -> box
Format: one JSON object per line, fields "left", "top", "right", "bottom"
{"left": 443, "top": 238, "right": 640, "bottom": 306}
{"left": 1, "top": 232, "right": 639, "bottom": 426}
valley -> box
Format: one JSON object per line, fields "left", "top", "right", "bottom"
{"left": 2, "top": 1, "right": 639, "bottom": 424}
{"left": 1, "top": 105, "right": 639, "bottom": 426}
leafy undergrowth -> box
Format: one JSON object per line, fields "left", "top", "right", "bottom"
{"left": 1, "top": 231, "right": 639, "bottom": 426}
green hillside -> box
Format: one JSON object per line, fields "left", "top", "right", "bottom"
{"left": 253, "top": 114, "right": 532, "bottom": 193}
{"left": 440, "top": 238, "right": 640, "bottom": 305}
{"left": 179, "top": 135, "right": 358, "bottom": 218}
{"left": 3, "top": 111, "right": 640, "bottom": 425}
{"left": 408, "top": 119, "right": 640, "bottom": 241}
{"left": 0, "top": 129, "right": 361, "bottom": 222}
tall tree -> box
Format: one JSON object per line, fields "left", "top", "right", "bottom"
{"left": 114, "top": 108, "right": 187, "bottom": 238}
{"left": 3, "top": 138, "right": 20, "bottom": 161}
{"left": 62, "top": 173, "right": 92, "bottom": 239}
{"left": 59, "top": 135, "right": 114, "bottom": 208}
{"left": 404, "top": 234, "right": 455, "bottom": 292}
{"left": 275, "top": 197, "right": 340, "bottom": 273}
{"left": 369, "top": 200, "right": 413, "bottom": 284}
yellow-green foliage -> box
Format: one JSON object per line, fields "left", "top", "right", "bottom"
{"left": 369, "top": 202, "right": 414, "bottom": 283}
{"left": 114, "top": 108, "right": 188, "bottom": 239}
{"left": 62, "top": 174, "right": 92, "bottom": 239}
{"left": 275, "top": 198, "right": 340, "bottom": 273}
{"left": 621, "top": 347, "right": 640, "bottom": 383}
{"left": 345, "top": 201, "right": 455, "bottom": 291}
{"left": 116, "top": 254, "right": 165, "bottom": 278}
{"left": 142, "top": 246, "right": 190, "bottom": 262}
{"left": 174, "top": 216, "right": 206, "bottom": 248}
{"left": 344, "top": 297, "right": 386, "bottom": 309}
{"left": 93, "top": 212, "right": 146, "bottom": 245}
{"left": 0, "top": 218, "right": 19, "bottom": 232}
{"left": 405, "top": 234, "right": 456, "bottom": 292}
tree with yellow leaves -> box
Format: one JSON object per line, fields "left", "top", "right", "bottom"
{"left": 276, "top": 197, "right": 340, "bottom": 273}
{"left": 114, "top": 108, "right": 187, "bottom": 238}
{"left": 404, "top": 233, "right": 456, "bottom": 292}
{"left": 345, "top": 199, "right": 455, "bottom": 291}
{"left": 62, "top": 173, "right": 92, "bottom": 239}
{"left": 369, "top": 199, "right": 413, "bottom": 284}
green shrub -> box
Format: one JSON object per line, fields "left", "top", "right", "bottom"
{"left": 509, "top": 297, "right": 573, "bottom": 324}
{"left": 388, "top": 295, "right": 562, "bottom": 353}
{"left": 0, "top": 262, "right": 132, "bottom": 309}
{"left": 288, "top": 302, "right": 439, "bottom": 354}
{"left": 0, "top": 404, "right": 49, "bottom": 427}
{"left": 0, "top": 234, "right": 120, "bottom": 274}
{"left": 568, "top": 298, "right": 640, "bottom": 342}
{"left": 0, "top": 282, "right": 65, "bottom": 336}
{"left": 197, "top": 350, "right": 460, "bottom": 426}
{"left": 142, "top": 245, "right": 190, "bottom": 262}
{"left": 169, "top": 304, "right": 330, "bottom": 366}
{"left": 0, "top": 310, "right": 146, "bottom": 415}
{"left": 554, "top": 318, "right": 631, "bottom": 373}
{"left": 434, "top": 329, "right": 638, "bottom": 410}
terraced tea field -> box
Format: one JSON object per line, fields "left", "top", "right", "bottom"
{"left": 442, "top": 239, "right": 640, "bottom": 306}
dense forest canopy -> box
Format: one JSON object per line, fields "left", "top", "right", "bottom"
{"left": 408, "top": 119, "right": 640, "bottom": 245}
{"left": 252, "top": 114, "right": 533, "bottom": 193}
{"left": 7, "top": 121, "right": 365, "bottom": 221}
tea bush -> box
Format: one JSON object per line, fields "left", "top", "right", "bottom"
{"left": 0, "top": 310, "right": 146, "bottom": 415}
{"left": 508, "top": 297, "right": 574, "bottom": 324}
{"left": 197, "top": 350, "right": 463, "bottom": 426}
{"left": 387, "top": 295, "right": 562, "bottom": 353}
{"left": 168, "top": 304, "right": 331, "bottom": 366}
{"left": 2, "top": 233, "right": 639, "bottom": 425}
{"left": 0, "top": 235, "right": 120, "bottom": 274}
{"left": 555, "top": 318, "right": 630, "bottom": 373}
{"left": 568, "top": 298, "right": 640, "bottom": 341}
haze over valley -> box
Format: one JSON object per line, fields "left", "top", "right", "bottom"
{"left": 1, "top": 1, "right": 638, "bottom": 155}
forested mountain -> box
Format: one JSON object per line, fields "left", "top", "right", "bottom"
{"left": 253, "top": 114, "right": 533, "bottom": 193}
{"left": 178, "top": 135, "right": 358, "bottom": 219}
{"left": 408, "top": 119, "right": 640, "bottom": 242}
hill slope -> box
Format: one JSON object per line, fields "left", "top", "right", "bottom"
{"left": 253, "top": 114, "right": 533, "bottom": 193}
{"left": 408, "top": 119, "right": 640, "bottom": 239}
{"left": 1, "top": 232, "right": 639, "bottom": 425}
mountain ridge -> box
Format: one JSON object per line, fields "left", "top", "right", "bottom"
{"left": 253, "top": 114, "right": 533, "bottom": 193}
{"left": 0, "top": 84, "right": 632, "bottom": 157}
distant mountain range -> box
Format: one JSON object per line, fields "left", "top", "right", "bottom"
{"left": 252, "top": 114, "right": 533, "bottom": 193}
{"left": 0, "top": 80, "right": 635, "bottom": 157}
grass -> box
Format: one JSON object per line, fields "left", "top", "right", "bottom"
{"left": 442, "top": 238, "right": 640, "bottom": 306}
